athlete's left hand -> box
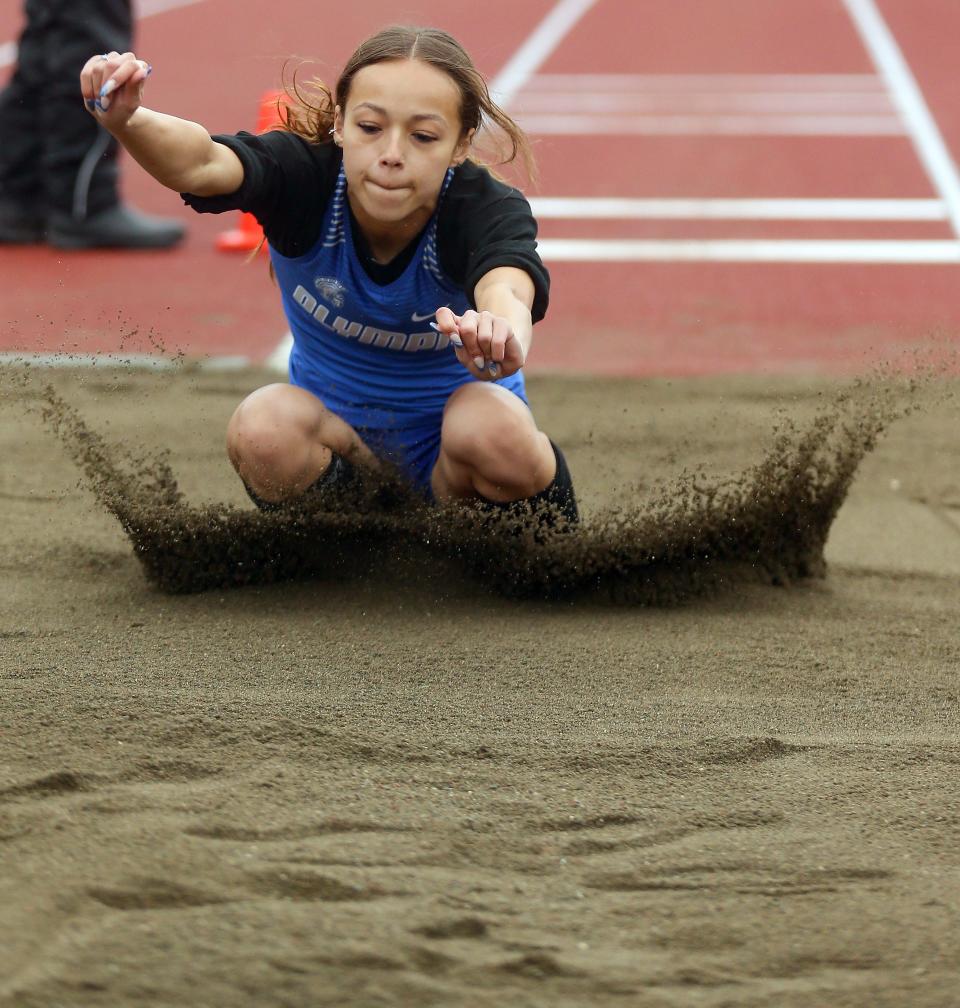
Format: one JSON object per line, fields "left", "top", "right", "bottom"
{"left": 435, "top": 307, "right": 525, "bottom": 381}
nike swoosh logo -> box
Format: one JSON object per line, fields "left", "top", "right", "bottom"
{"left": 411, "top": 310, "right": 436, "bottom": 322}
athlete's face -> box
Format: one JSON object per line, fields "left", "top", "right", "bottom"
{"left": 334, "top": 59, "right": 473, "bottom": 232}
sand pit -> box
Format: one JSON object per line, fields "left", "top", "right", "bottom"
{"left": 1, "top": 365, "right": 959, "bottom": 1007}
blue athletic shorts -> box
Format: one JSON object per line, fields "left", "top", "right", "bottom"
{"left": 350, "top": 418, "right": 441, "bottom": 497}
{"left": 354, "top": 390, "right": 530, "bottom": 498}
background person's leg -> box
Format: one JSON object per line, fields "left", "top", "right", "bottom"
{"left": 40, "top": 0, "right": 130, "bottom": 222}
{"left": 0, "top": 1, "right": 49, "bottom": 241}
{"left": 43, "top": 0, "right": 185, "bottom": 248}
{"left": 1, "top": 0, "right": 185, "bottom": 248}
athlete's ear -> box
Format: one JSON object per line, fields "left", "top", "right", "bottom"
{"left": 451, "top": 127, "right": 475, "bottom": 167}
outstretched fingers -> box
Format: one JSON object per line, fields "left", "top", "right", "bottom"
{"left": 458, "top": 310, "right": 524, "bottom": 379}
{"left": 81, "top": 51, "right": 151, "bottom": 116}
{"left": 432, "top": 308, "right": 523, "bottom": 380}
{"left": 432, "top": 309, "right": 476, "bottom": 372}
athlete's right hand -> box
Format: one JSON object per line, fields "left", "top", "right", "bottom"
{"left": 80, "top": 52, "right": 152, "bottom": 129}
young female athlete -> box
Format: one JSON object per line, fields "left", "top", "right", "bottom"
{"left": 80, "top": 26, "right": 578, "bottom": 525}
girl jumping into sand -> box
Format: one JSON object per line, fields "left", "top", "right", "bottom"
{"left": 79, "top": 26, "right": 578, "bottom": 526}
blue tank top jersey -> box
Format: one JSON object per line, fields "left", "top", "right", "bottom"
{"left": 270, "top": 166, "right": 527, "bottom": 433}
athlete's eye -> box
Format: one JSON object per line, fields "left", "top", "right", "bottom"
{"left": 412, "top": 132, "right": 439, "bottom": 144}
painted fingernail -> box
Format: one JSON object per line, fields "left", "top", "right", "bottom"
{"left": 429, "top": 321, "right": 463, "bottom": 347}
{"left": 473, "top": 356, "right": 486, "bottom": 370}
{"left": 94, "top": 99, "right": 106, "bottom": 112}
{"left": 100, "top": 79, "right": 117, "bottom": 97}
{"left": 145, "top": 64, "right": 153, "bottom": 77}
{"left": 85, "top": 99, "right": 96, "bottom": 110}
{"left": 488, "top": 362, "right": 499, "bottom": 376}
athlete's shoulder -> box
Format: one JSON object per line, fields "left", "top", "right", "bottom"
{"left": 226, "top": 128, "right": 339, "bottom": 180}
{"left": 444, "top": 159, "right": 532, "bottom": 211}
{"left": 436, "top": 160, "right": 548, "bottom": 322}
{"left": 186, "top": 130, "right": 340, "bottom": 256}
{"left": 257, "top": 128, "right": 338, "bottom": 162}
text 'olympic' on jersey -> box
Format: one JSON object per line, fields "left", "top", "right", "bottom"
{"left": 292, "top": 284, "right": 454, "bottom": 354}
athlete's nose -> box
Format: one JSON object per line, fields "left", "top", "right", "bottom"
{"left": 379, "top": 129, "right": 404, "bottom": 167}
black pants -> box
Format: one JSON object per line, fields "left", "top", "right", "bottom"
{"left": 0, "top": 0, "right": 131, "bottom": 218}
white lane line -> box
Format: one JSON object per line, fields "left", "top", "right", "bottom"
{"left": 528, "top": 73, "right": 886, "bottom": 91}
{"left": 0, "top": 352, "right": 249, "bottom": 370}
{"left": 264, "top": 331, "right": 294, "bottom": 373}
{"left": 136, "top": 0, "right": 207, "bottom": 14}
{"left": 517, "top": 114, "right": 905, "bottom": 136}
{"left": 842, "top": 0, "right": 960, "bottom": 238}
{"left": 490, "top": 0, "right": 600, "bottom": 103}
{"left": 537, "top": 239, "right": 960, "bottom": 263}
{"left": 529, "top": 198, "right": 948, "bottom": 221}
{"left": 516, "top": 93, "right": 896, "bottom": 112}
{"left": 2, "top": 1, "right": 208, "bottom": 69}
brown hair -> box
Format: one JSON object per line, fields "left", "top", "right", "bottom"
{"left": 279, "top": 25, "right": 536, "bottom": 183}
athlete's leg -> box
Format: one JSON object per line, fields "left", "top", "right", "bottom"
{"left": 431, "top": 382, "right": 559, "bottom": 502}
{"left": 227, "top": 384, "right": 377, "bottom": 504}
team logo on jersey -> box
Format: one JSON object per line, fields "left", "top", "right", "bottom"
{"left": 313, "top": 276, "right": 347, "bottom": 308}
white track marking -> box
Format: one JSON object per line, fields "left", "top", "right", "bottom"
{"left": 136, "top": 0, "right": 206, "bottom": 14}
{"left": 537, "top": 239, "right": 960, "bottom": 263}
{"left": 513, "top": 71, "right": 902, "bottom": 135}
{"left": 517, "top": 114, "right": 904, "bottom": 135}
{"left": 842, "top": 0, "right": 960, "bottom": 237}
{"left": 528, "top": 73, "right": 886, "bottom": 91}
{"left": 136, "top": 0, "right": 207, "bottom": 14}
{"left": 0, "top": 352, "right": 249, "bottom": 370}
{"left": 516, "top": 93, "right": 895, "bottom": 112}
{"left": 1, "top": 0, "right": 208, "bottom": 69}
{"left": 529, "top": 198, "right": 947, "bottom": 221}
{"left": 264, "top": 331, "right": 294, "bottom": 373}
{"left": 489, "top": 0, "right": 600, "bottom": 105}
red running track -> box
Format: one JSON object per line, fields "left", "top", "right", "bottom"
{"left": 1, "top": 0, "right": 959, "bottom": 376}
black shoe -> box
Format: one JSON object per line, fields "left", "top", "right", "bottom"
{"left": 47, "top": 204, "right": 185, "bottom": 250}
{"left": 0, "top": 197, "right": 45, "bottom": 244}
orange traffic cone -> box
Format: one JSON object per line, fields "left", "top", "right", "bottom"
{"left": 216, "top": 90, "right": 287, "bottom": 253}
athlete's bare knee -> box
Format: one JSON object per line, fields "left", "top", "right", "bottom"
{"left": 226, "top": 385, "right": 329, "bottom": 496}
{"left": 228, "top": 388, "right": 292, "bottom": 463}
{"left": 440, "top": 388, "right": 552, "bottom": 499}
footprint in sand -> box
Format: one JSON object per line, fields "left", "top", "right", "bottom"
{"left": 245, "top": 868, "right": 394, "bottom": 902}
{"left": 87, "top": 877, "right": 227, "bottom": 910}
{"left": 183, "top": 820, "right": 409, "bottom": 842}
{"left": 412, "top": 917, "right": 489, "bottom": 939}
{"left": 585, "top": 863, "right": 893, "bottom": 896}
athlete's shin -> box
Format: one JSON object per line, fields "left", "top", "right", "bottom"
{"left": 471, "top": 440, "right": 579, "bottom": 533}
{"left": 244, "top": 452, "right": 356, "bottom": 512}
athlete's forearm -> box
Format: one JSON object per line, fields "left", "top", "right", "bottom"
{"left": 473, "top": 274, "right": 535, "bottom": 357}
{"left": 109, "top": 107, "right": 242, "bottom": 196}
